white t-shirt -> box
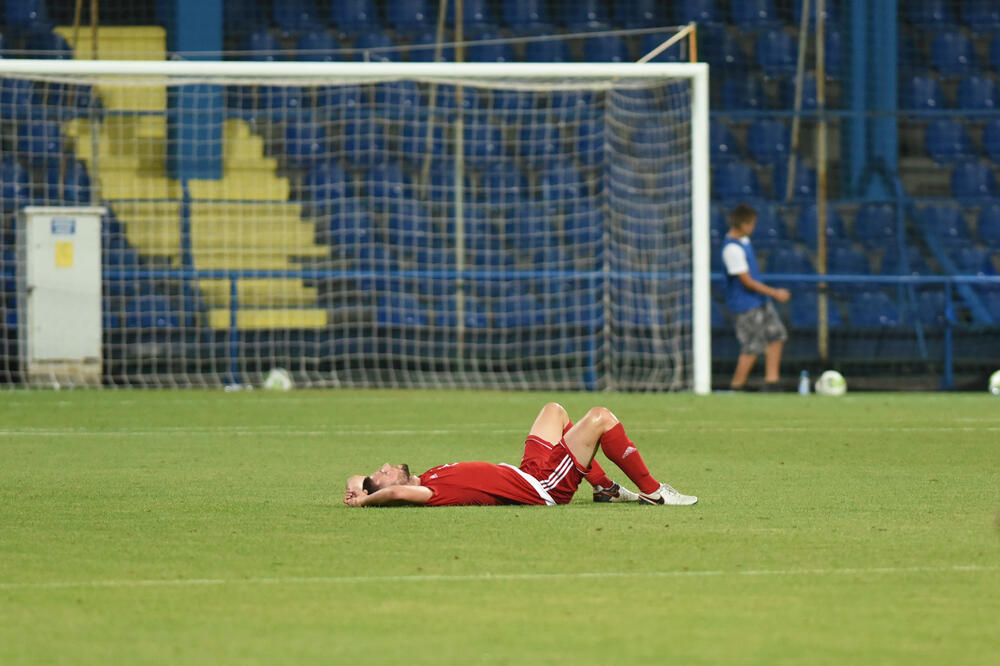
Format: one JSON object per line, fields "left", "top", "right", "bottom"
{"left": 722, "top": 236, "right": 751, "bottom": 275}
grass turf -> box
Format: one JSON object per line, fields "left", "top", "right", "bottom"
{"left": 1, "top": 389, "right": 998, "bottom": 664}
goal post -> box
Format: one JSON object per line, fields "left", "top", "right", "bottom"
{"left": 0, "top": 58, "right": 710, "bottom": 393}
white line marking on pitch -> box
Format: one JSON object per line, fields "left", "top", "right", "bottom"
{"left": 1, "top": 565, "right": 995, "bottom": 591}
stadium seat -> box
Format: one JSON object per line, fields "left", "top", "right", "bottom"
{"left": 766, "top": 245, "right": 814, "bottom": 275}
{"left": 466, "top": 32, "right": 515, "bottom": 63}
{"left": 747, "top": 119, "right": 790, "bottom": 165}
{"left": 956, "top": 75, "right": 998, "bottom": 109}
{"left": 780, "top": 73, "right": 819, "bottom": 110}
{"left": 283, "top": 119, "right": 327, "bottom": 167}
{"left": 0, "top": 160, "right": 31, "bottom": 213}
{"left": 516, "top": 121, "right": 560, "bottom": 166}
{"left": 984, "top": 120, "right": 1000, "bottom": 161}
{"left": 731, "top": 0, "right": 780, "bottom": 29}
{"left": 463, "top": 117, "right": 504, "bottom": 166}
{"left": 330, "top": 0, "right": 380, "bottom": 33}
{"left": 125, "top": 295, "right": 180, "bottom": 329}
{"left": 930, "top": 31, "right": 976, "bottom": 75}
{"left": 323, "top": 200, "right": 374, "bottom": 253}
{"left": 446, "top": 0, "right": 492, "bottom": 28}
{"left": 898, "top": 74, "right": 946, "bottom": 110}
{"left": 242, "top": 29, "right": 282, "bottom": 61}
{"left": 797, "top": 204, "right": 847, "bottom": 249}
{"left": 978, "top": 201, "right": 1000, "bottom": 248}
{"left": 3, "top": 0, "right": 51, "bottom": 34}
{"left": 377, "top": 294, "right": 428, "bottom": 327}
{"left": 828, "top": 246, "right": 873, "bottom": 293}
{"left": 1, "top": 78, "right": 36, "bottom": 118}
{"left": 560, "top": 0, "right": 610, "bottom": 29}
{"left": 922, "top": 205, "right": 972, "bottom": 244}
{"left": 257, "top": 84, "right": 304, "bottom": 117}
{"left": 962, "top": 1, "right": 1000, "bottom": 28}
{"left": 699, "top": 26, "right": 744, "bottom": 73}
{"left": 905, "top": 0, "right": 955, "bottom": 28}
{"left": 789, "top": 290, "right": 843, "bottom": 328}
{"left": 354, "top": 31, "right": 399, "bottom": 62}
{"left": 755, "top": 29, "right": 798, "bottom": 77}
{"left": 296, "top": 30, "right": 338, "bottom": 61}
{"left": 879, "top": 246, "right": 930, "bottom": 276}
{"left": 713, "top": 162, "right": 762, "bottom": 200}
{"left": 372, "top": 80, "right": 423, "bottom": 111}
{"left": 924, "top": 119, "right": 975, "bottom": 163}
{"left": 385, "top": 0, "right": 431, "bottom": 33}
{"left": 525, "top": 39, "right": 570, "bottom": 62}
{"left": 854, "top": 202, "right": 897, "bottom": 249}
{"left": 951, "top": 161, "right": 997, "bottom": 198}
{"left": 25, "top": 31, "right": 71, "bottom": 58}
{"left": 639, "top": 33, "right": 687, "bottom": 63}
{"left": 433, "top": 296, "right": 489, "bottom": 329}
{"left": 363, "top": 162, "right": 410, "bottom": 201}
{"left": 710, "top": 119, "right": 739, "bottom": 162}
{"left": 399, "top": 120, "right": 448, "bottom": 166}
{"left": 273, "top": 0, "right": 317, "bottom": 35}
{"left": 791, "top": 0, "right": 838, "bottom": 31}
{"left": 315, "top": 83, "right": 365, "bottom": 112}
{"left": 674, "top": 0, "right": 720, "bottom": 24}
{"left": 616, "top": 0, "right": 664, "bottom": 28}
{"left": 435, "top": 84, "right": 482, "bottom": 112}
{"left": 224, "top": 0, "right": 268, "bottom": 34}
{"left": 914, "top": 290, "right": 948, "bottom": 326}
{"left": 749, "top": 202, "right": 789, "bottom": 246}
{"left": 774, "top": 163, "right": 817, "bottom": 201}
{"left": 848, "top": 291, "right": 902, "bottom": 327}
{"left": 539, "top": 165, "right": 583, "bottom": 209}
{"left": 950, "top": 246, "right": 996, "bottom": 275}
{"left": 582, "top": 35, "right": 629, "bottom": 63}
{"left": 991, "top": 34, "right": 1000, "bottom": 71}
{"left": 575, "top": 119, "right": 605, "bottom": 167}
{"left": 385, "top": 197, "right": 434, "bottom": 253}
{"left": 342, "top": 115, "right": 388, "bottom": 166}
{"left": 302, "top": 162, "right": 354, "bottom": 214}
{"left": 45, "top": 160, "right": 90, "bottom": 205}
{"left": 501, "top": 0, "right": 551, "bottom": 30}
{"left": 982, "top": 291, "right": 1000, "bottom": 323}
{"left": 824, "top": 30, "right": 844, "bottom": 79}
{"left": 16, "top": 120, "right": 62, "bottom": 168}
{"left": 720, "top": 74, "right": 767, "bottom": 110}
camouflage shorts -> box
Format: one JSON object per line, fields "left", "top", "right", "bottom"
{"left": 734, "top": 301, "right": 787, "bottom": 356}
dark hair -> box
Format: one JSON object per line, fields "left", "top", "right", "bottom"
{"left": 362, "top": 476, "right": 377, "bottom": 494}
{"left": 729, "top": 204, "right": 757, "bottom": 229}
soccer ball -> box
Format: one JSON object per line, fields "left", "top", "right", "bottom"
{"left": 814, "top": 370, "right": 847, "bottom": 396}
{"left": 263, "top": 367, "right": 294, "bottom": 391}
{"left": 989, "top": 369, "right": 1000, "bottom": 396}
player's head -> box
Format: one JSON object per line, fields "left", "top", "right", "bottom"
{"left": 362, "top": 463, "right": 411, "bottom": 493}
{"left": 729, "top": 203, "right": 757, "bottom": 234}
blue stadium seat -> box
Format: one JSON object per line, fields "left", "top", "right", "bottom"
{"left": 747, "top": 119, "right": 790, "bottom": 165}
{"left": 791, "top": 0, "right": 838, "bottom": 31}
{"left": 242, "top": 30, "right": 282, "bottom": 61}
{"left": 750, "top": 202, "right": 789, "bottom": 246}
{"left": 922, "top": 205, "right": 972, "bottom": 244}
{"left": 563, "top": 201, "right": 603, "bottom": 253}
{"left": 766, "top": 245, "right": 815, "bottom": 275}
{"left": 436, "top": 84, "right": 482, "bottom": 112}
{"left": 962, "top": 1, "right": 1000, "bottom": 28}
{"left": 539, "top": 165, "right": 583, "bottom": 209}
{"left": 952, "top": 161, "right": 997, "bottom": 198}
{"left": 709, "top": 205, "right": 728, "bottom": 246}
{"left": 797, "top": 204, "right": 847, "bottom": 249}
{"left": 399, "top": 120, "right": 448, "bottom": 166}
{"left": 342, "top": 115, "right": 387, "bottom": 166}
{"left": 720, "top": 74, "right": 767, "bottom": 110}
{"left": 315, "top": 83, "right": 365, "bottom": 113}
{"left": 984, "top": 120, "right": 1000, "bottom": 161}
{"left": 284, "top": 119, "right": 327, "bottom": 167}
{"left": 463, "top": 117, "right": 504, "bottom": 166}
{"left": 575, "top": 119, "right": 604, "bottom": 167}
{"left": 433, "top": 296, "right": 489, "bottom": 329}
{"left": 879, "top": 246, "right": 930, "bottom": 276}
{"left": 828, "top": 246, "right": 873, "bottom": 294}
{"left": 516, "top": 121, "right": 560, "bottom": 166}
{"left": 364, "top": 162, "right": 410, "bottom": 201}
{"left": 700, "top": 26, "right": 744, "bottom": 73}
{"left": 26, "top": 31, "right": 71, "bottom": 58}
{"left": 296, "top": 30, "right": 338, "bottom": 61}
{"left": 372, "top": 81, "right": 423, "bottom": 111}
{"left": 377, "top": 294, "right": 428, "bottom": 327}
{"left": 713, "top": 162, "right": 762, "bottom": 200}
{"left": 956, "top": 75, "right": 998, "bottom": 109}
{"left": 302, "top": 162, "right": 354, "bottom": 214}
{"left": 0, "top": 32, "right": 6, "bottom": 56}
{"left": 446, "top": 0, "right": 493, "bottom": 28}
{"left": 17, "top": 120, "right": 61, "bottom": 168}
{"left": 915, "top": 290, "right": 948, "bottom": 326}
{"left": 674, "top": 0, "right": 720, "bottom": 24}
{"left": 950, "top": 246, "right": 995, "bottom": 275}
{"left": 330, "top": 0, "right": 380, "bottom": 33}
{"left": 3, "top": 0, "right": 51, "bottom": 34}
{"left": 323, "top": 200, "right": 374, "bottom": 254}
{"left": 731, "top": 0, "right": 780, "bottom": 29}
{"left": 924, "top": 119, "right": 975, "bottom": 163}
{"left": 789, "top": 290, "right": 843, "bottom": 328}
{"left": 385, "top": 197, "right": 434, "bottom": 253}
{"left": 385, "top": 0, "right": 431, "bottom": 33}
{"left": 780, "top": 73, "right": 819, "bottom": 109}
{"left": 773, "top": 163, "right": 817, "bottom": 200}
{"left": 582, "top": 35, "right": 629, "bottom": 63}
{"left": 930, "top": 31, "right": 976, "bottom": 75}
{"left": 992, "top": 34, "right": 1000, "bottom": 71}
{"left": 616, "top": 0, "right": 664, "bottom": 28}
{"left": 525, "top": 39, "right": 570, "bottom": 62}
{"left": 560, "top": 0, "right": 610, "bottom": 29}
{"left": 978, "top": 201, "right": 1000, "bottom": 248}
{"left": 854, "top": 202, "right": 896, "bottom": 249}
{"left": 982, "top": 291, "right": 1000, "bottom": 323}
{"left": 501, "top": 0, "right": 551, "bottom": 30}
{"left": 905, "top": 0, "right": 956, "bottom": 28}
{"left": 45, "top": 160, "right": 90, "bottom": 204}
{"left": 125, "top": 296, "right": 180, "bottom": 329}
{"left": 224, "top": 0, "right": 268, "bottom": 34}
{"left": 257, "top": 84, "right": 304, "bottom": 117}
{"left": 273, "top": 0, "right": 317, "bottom": 35}
{"left": 848, "top": 291, "right": 902, "bottom": 327}
{"left": 710, "top": 119, "right": 739, "bottom": 162}
{"left": 639, "top": 33, "right": 688, "bottom": 63}
{"left": 824, "top": 30, "right": 844, "bottom": 79}
{"left": 899, "top": 74, "right": 946, "bottom": 110}
{"left": 466, "top": 31, "right": 515, "bottom": 63}
{"left": 755, "top": 29, "right": 797, "bottom": 77}
{"left": 354, "top": 31, "right": 400, "bottom": 62}
{"left": 1, "top": 78, "right": 34, "bottom": 117}
{"left": 0, "top": 160, "right": 30, "bottom": 213}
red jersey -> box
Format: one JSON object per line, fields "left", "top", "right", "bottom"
{"left": 419, "top": 462, "right": 555, "bottom": 507}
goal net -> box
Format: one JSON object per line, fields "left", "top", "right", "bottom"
{"left": 0, "top": 59, "right": 709, "bottom": 392}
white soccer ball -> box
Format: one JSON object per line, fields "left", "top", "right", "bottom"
{"left": 989, "top": 369, "right": 1000, "bottom": 396}
{"left": 814, "top": 370, "right": 847, "bottom": 397}
{"left": 263, "top": 367, "right": 294, "bottom": 391}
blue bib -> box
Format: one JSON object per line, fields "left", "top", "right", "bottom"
{"left": 722, "top": 237, "right": 767, "bottom": 313}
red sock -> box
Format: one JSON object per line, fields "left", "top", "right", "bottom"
{"left": 599, "top": 422, "right": 659, "bottom": 494}
{"left": 585, "top": 459, "right": 614, "bottom": 489}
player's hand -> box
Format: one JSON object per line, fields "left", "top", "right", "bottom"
{"left": 343, "top": 489, "right": 367, "bottom": 507}
{"left": 773, "top": 288, "right": 791, "bottom": 303}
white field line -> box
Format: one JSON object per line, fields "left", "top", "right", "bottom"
{"left": 0, "top": 565, "right": 995, "bottom": 592}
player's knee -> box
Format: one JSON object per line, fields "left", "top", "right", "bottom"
{"left": 585, "top": 406, "right": 618, "bottom": 430}
{"left": 542, "top": 402, "right": 568, "bottom": 421}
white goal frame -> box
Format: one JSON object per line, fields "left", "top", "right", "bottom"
{"left": 0, "top": 59, "right": 711, "bottom": 394}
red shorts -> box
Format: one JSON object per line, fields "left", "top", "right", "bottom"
{"left": 518, "top": 435, "right": 589, "bottom": 505}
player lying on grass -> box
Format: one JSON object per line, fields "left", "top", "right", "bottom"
{"left": 343, "top": 402, "right": 697, "bottom": 507}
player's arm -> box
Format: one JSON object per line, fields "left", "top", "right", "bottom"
{"left": 347, "top": 485, "right": 433, "bottom": 507}
{"left": 735, "top": 272, "right": 790, "bottom": 303}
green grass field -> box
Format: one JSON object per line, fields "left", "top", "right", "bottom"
{"left": 1, "top": 389, "right": 998, "bottom": 664}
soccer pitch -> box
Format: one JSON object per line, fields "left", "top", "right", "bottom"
{"left": 1, "top": 390, "right": 997, "bottom": 665}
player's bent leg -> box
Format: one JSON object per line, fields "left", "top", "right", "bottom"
{"left": 562, "top": 406, "right": 616, "bottom": 468}
{"left": 527, "top": 402, "right": 570, "bottom": 446}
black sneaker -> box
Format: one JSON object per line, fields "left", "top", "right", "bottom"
{"left": 592, "top": 482, "right": 640, "bottom": 503}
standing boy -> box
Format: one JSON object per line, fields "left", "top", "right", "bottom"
{"left": 722, "top": 204, "right": 791, "bottom": 391}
